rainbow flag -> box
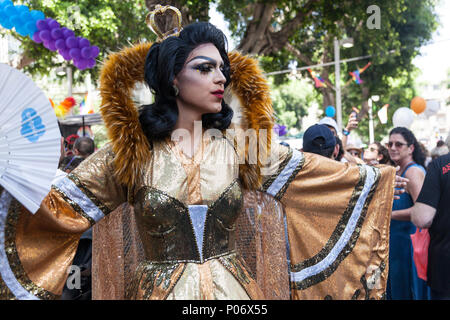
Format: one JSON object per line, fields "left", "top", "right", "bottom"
{"left": 349, "top": 62, "right": 371, "bottom": 85}
{"left": 308, "top": 68, "right": 326, "bottom": 88}
{"left": 79, "top": 92, "right": 94, "bottom": 114}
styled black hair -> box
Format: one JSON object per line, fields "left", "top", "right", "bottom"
{"left": 139, "top": 22, "right": 233, "bottom": 141}
{"left": 389, "top": 127, "right": 425, "bottom": 167}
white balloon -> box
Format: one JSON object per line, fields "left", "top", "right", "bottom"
{"left": 392, "top": 107, "right": 415, "bottom": 128}
{"left": 424, "top": 100, "right": 440, "bottom": 117}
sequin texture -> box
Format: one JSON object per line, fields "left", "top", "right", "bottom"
{"left": 126, "top": 261, "right": 185, "bottom": 300}
{"left": 1, "top": 198, "right": 56, "bottom": 299}
{"left": 219, "top": 252, "right": 251, "bottom": 285}
{"left": 290, "top": 165, "right": 381, "bottom": 290}
{"left": 52, "top": 186, "right": 96, "bottom": 226}
{"left": 133, "top": 186, "right": 199, "bottom": 262}
{"left": 68, "top": 174, "right": 112, "bottom": 216}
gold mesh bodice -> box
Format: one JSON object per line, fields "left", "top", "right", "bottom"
{"left": 133, "top": 180, "right": 243, "bottom": 263}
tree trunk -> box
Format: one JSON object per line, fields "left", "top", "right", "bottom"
{"left": 237, "top": 0, "right": 319, "bottom": 55}
{"left": 358, "top": 86, "right": 370, "bottom": 121}
{"left": 320, "top": 87, "right": 335, "bottom": 110}
{"left": 319, "top": 40, "right": 335, "bottom": 110}
{"left": 237, "top": 3, "right": 276, "bottom": 54}
{"left": 15, "top": 54, "right": 35, "bottom": 70}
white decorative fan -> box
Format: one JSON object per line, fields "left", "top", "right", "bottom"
{"left": 0, "top": 63, "right": 61, "bottom": 214}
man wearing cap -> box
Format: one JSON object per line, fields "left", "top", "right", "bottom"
{"left": 302, "top": 124, "right": 339, "bottom": 160}
{"left": 318, "top": 116, "right": 363, "bottom": 164}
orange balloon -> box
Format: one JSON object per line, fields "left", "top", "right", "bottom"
{"left": 410, "top": 96, "right": 426, "bottom": 114}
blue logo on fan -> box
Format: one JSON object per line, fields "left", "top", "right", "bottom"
{"left": 20, "top": 108, "right": 46, "bottom": 143}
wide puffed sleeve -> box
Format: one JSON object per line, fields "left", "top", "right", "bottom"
{"left": 0, "top": 144, "right": 127, "bottom": 300}
{"left": 50, "top": 144, "right": 127, "bottom": 225}
{"left": 260, "top": 144, "right": 396, "bottom": 300}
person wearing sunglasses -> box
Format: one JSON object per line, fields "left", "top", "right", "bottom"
{"left": 387, "top": 127, "right": 430, "bottom": 300}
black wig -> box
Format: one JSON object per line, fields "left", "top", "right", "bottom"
{"left": 139, "top": 22, "right": 233, "bottom": 141}
{"left": 389, "top": 127, "right": 426, "bottom": 168}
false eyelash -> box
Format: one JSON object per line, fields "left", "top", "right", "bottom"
{"left": 193, "top": 64, "right": 226, "bottom": 74}
{"left": 193, "top": 64, "right": 214, "bottom": 72}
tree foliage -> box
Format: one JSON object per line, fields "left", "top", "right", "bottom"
{"left": 270, "top": 77, "right": 318, "bottom": 131}
{"left": 216, "top": 0, "right": 439, "bottom": 139}
{"left": 337, "top": 0, "right": 438, "bottom": 139}
{"left": 1, "top": 0, "right": 439, "bottom": 140}
{"left": 2, "top": 0, "right": 217, "bottom": 83}
{"left": 2, "top": 0, "right": 155, "bottom": 83}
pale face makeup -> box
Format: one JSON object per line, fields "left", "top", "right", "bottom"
{"left": 173, "top": 43, "right": 226, "bottom": 117}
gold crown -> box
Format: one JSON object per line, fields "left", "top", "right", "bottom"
{"left": 146, "top": 5, "right": 183, "bottom": 42}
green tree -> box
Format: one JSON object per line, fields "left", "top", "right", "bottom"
{"left": 2, "top": 0, "right": 439, "bottom": 141}
{"left": 216, "top": 0, "right": 438, "bottom": 140}
{"left": 337, "top": 0, "right": 438, "bottom": 140}
{"left": 270, "top": 77, "right": 318, "bottom": 132}
{"left": 2, "top": 0, "right": 217, "bottom": 83}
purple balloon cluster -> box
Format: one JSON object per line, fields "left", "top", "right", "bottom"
{"left": 32, "top": 18, "right": 99, "bottom": 70}
{"left": 274, "top": 124, "right": 287, "bottom": 136}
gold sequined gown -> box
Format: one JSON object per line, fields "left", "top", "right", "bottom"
{"left": 0, "top": 131, "right": 396, "bottom": 300}
{"left": 0, "top": 44, "right": 397, "bottom": 300}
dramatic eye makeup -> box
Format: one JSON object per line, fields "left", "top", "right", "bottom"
{"left": 187, "top": 56, "right": 224, "bottom": 73}
{"left": 193, "top": 63, "right": 215, "bottom": 73}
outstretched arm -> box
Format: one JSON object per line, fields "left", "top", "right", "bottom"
{"left": 261, "top": 146, "right": 396, "bottom": 300}
{"left": 0, "top": 145, "right": 126, "bottom": 300}
{"left": 341, "top": 111, "right": 359, "bottom": 149}
{"left": 391, "top": 166, "right": 425, "bottom": 221}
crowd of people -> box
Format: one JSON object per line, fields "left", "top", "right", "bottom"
{"left": 0, "top": 7, "right": 448, "bottom": 301}
{"left": 56, "top": 135, "right": 96, "bottom": 300}
{"left": 300, "top": 115, "right": 450, "bottom": 300}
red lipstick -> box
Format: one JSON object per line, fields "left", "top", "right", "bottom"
{"left": 212, "top": 90, "right": 224, "bottom": 99}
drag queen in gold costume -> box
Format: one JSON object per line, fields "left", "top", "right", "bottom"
{"left": 0, "top": 6, "right": 398, "bottom": 300}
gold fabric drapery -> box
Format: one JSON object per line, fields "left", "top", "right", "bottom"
{"left": 91, "top": 190, "right": 290, "bottom": 300}
{"left": 0, "top": 41, "right": 396, "bottom": 300}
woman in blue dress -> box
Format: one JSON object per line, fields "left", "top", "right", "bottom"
{"left": 388, "top": 127, "right": 431, "bottom": 300}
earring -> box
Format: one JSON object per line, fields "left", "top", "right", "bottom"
{"left": 173, "top": 85, "right": 179, "bottom": 96}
